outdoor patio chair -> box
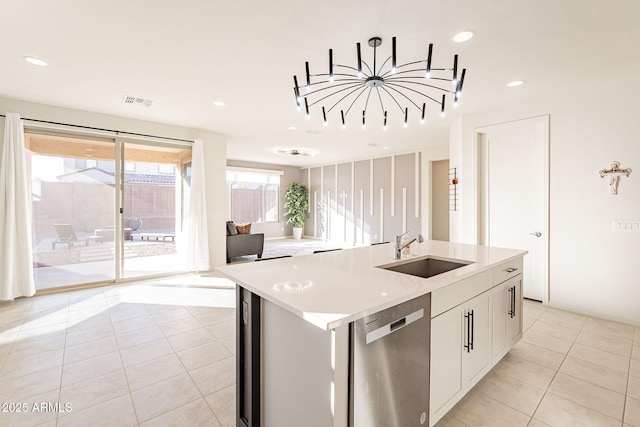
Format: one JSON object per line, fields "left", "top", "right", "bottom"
{"left": 51, "top": 224, "right": 103, "bottom": 249}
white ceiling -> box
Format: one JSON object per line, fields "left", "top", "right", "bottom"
{"left": 1, "top": 0, "right": 638, "bottom": 166}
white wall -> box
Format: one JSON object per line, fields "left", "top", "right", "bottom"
{"left": 451, "top": 90, "right": 640, "bottom": 325}
{"left": 0, "top": 97, "right": 228, "bottom": 268}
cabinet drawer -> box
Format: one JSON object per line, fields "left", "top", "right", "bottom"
{"left": 493, "top": 258, "right": 523, "bottom": 285}
{"left": 431, "top": 270, "right": 492, "bottom": 318}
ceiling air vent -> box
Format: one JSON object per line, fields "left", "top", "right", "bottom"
{"left": 122, "top": 96, "right": 153, "bottom": 107}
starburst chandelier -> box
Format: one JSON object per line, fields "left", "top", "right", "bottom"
{"left": 293, "top": 36, "right": 467, "bottom": 129}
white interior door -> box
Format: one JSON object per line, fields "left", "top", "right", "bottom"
{"left": 477, "top": 116, "right": 548, "bottom": 302}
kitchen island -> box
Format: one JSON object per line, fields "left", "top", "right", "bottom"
{"left": 216, "top": 240, "right": 526, "bottom": 427}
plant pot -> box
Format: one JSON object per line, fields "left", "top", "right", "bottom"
{"left": 292, "top": 227, "right": 303, "bottom": 240}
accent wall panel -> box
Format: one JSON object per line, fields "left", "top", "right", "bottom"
{"left": 372, "top": 157, "right": 392, "bottom": 243}
{"left": 307, "top": 167, "right": 322, "bottom": 237}
{"left": 395, "top": 153, "right": 421, "bottom": 236}
{"left": 353, "top": 160, "right": 371, "bottom": 244}
{"left": 304, "top": 151, "right": 421, "bottom": 245}
{"left": 322, "top": 165, "right": 336, "bottom": 241}
{"left": 337, "top": 163, "right": 352, "bottom": 244}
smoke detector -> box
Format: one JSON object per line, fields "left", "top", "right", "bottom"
{"left": 123, "top": 96, "right": 153, "bottom": 107}
{"left": 274, "top": 147, "right": 314, "bottom": 157}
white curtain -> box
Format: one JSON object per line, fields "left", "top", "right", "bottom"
{"left": 186, "top": 139, "right": 210, "bottom": 271}
{"left": 0, "top": 113, "right": 36, "bottom": 300}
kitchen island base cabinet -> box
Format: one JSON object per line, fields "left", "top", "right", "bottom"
{"left": 242, "top": 291, "right": 350, "bottom": 427}
{"left": 220, "top": 244, "right": 527, "bottom": 427}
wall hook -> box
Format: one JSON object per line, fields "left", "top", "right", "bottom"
{"left": 599, "top": 161, "right": 632, "bottom": 195}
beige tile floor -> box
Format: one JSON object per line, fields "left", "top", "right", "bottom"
{"left": 437, "top": 299, "right": 640, "bottom": 427}
{"left": 0, "top": 280, "right": 237, "bottom": 427}
{"left": 1, "top": 281, "right": 639, "bottom": 427}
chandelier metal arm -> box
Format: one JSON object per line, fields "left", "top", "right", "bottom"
{"left": 360, "top": 59, "right": 374, "bottom": 77}
{"left": 383, "top": 68, "right": 451, "bottom": 79}
{"left": 335, "top": 64, "right": 368, "bottom": 76}
{"left": 306, "top": 82, "right": 364, "bottom": 109}
{"left": 301, "top": 80, "right": 362, "bottom": 98}
{"left": 384, "top": 82, "right": 443, "bottom": 106}
{"left": 311, "top": 73, "right": 362, "bottom": 81}
{"left": 378, "top": 56, "right": 392, "bottom": 74}
{"left": 375, "top": 87, "right": 386, "bottom": 115}
{"left": 376, "top": 86, "right": 404, "bottom": 114}
{"left": 342, "top": 86, "right": 370, "bottom": 117}
{"left": 384, "top": 79, "right": 456, "bottom": 95}
{"left": 381, "top": 84, "right": 422, "bottom": 112}
{"left": 363, "top": 87, "right": 374, "bottom": 114}
{"left": 384, "top": 74, "right": 455, "bottom": 83}
{"left": 381, "top": 64, "right": 451, "bottom": 78}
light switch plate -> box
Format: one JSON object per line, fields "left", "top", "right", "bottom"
{"left": 612, "top": 220, "right": 640, "bottom": 231}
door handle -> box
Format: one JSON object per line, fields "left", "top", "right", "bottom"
{"left": 469, "top": 310, "right": 474, "bottom": 351}
{"left": 508, "top": 286, "right": 516, "bottom": 318}
{"left": 529, "top": 231, "right": 542, "bottom": 237}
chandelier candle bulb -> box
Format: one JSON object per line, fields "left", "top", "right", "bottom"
{"left": 293, "top": 76, "right": 301, "bottom": 100}
{"left": 341, "top": 110, "right": 346, "bottom": 127}
{"left": 452, "top": 54, "right": 458, "bottom": 85}
{"left": 305, "top": 98, "right": 310, "bottom": 118}
{"left": 305, "top": 62, "right": 311, "bottom": 88}
{"left": 357, "top": 43, "right": 362, "bottom": 77}
{"left": 421, "top": 103, "right": 426, "bottom": 123}
{"left": 441, "top": 94, "right": 446, "bottom": 116}
{"left": 362, "top": 110, "right": 366, "bottom": 129}
{"left": 329, "top": 49, "right": 334, "bottom": 82}
{"left": 294, "top": 89, "right": 300, "bottom": 110}
{"left": 392, "top": 37, "right": 397, "bottom": 73}
{"left": 426, "top": 43, "right": 433, "bottom": 78}
{"left": 322, "top": 107, "right": 328, "bottom": 126}
{"left": 404, "top": 107, "right": 408, "bottom": 127}
{"left": 384, "top": 111, "right": 388, "bottom": 129}
{"left": 458, "top": 69, "right": 466, "bottom": 94}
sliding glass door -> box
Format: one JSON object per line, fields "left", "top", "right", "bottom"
{"left": 27, "top": 133, "right": 117, "bottom": 290}
{"left": 26, "top": 131, "right": 192, "bottom": 290}
{"left": 120, "top": 140, "right": 191, "bottom": 279}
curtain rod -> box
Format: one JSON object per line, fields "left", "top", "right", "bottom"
{"left": 0, "top": 114, "right": 194, "bottom": 144}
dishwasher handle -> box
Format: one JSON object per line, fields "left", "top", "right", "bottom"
{"left": 365, "top": 308, "right": 424, "bottom": 345}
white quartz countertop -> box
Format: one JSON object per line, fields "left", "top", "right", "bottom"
{"left": 215, "top": 240, "right": 527, "bottom": 331}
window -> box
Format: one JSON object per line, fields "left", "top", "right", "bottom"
{"left": 227, "top": 168, "right": 281, "bottom": 223}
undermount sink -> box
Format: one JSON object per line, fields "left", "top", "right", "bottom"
{"left": 379, "top": 257, "right": 472, "bottom": 279}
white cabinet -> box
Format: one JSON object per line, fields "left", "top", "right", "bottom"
{"left": 430, "top": 306, "right": 462, "bottom": 416}
{"left": 430, "top": 258, "right": 523, "bottom": 427}
{"left": 430, "top": 289, "right": 491, "bottom": 423}
{"left": 462, "top": 292, "right": 490, "bottom": 385}
{"left": 491, "top": 274, "right": 523, "bottom": 361}
{"left": 490, "top": 280, "right": 509, "bottom": 359}
{"left": 506, "top": 275, "right": 522, "bottom": 346}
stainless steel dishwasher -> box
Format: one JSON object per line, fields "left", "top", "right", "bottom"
{"left": 350, "top": 293, "right": 431, "bottom": 427}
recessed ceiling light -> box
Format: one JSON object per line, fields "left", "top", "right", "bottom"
{"left": 24, "top": 56, "right": 47, "bottom": 66}
{"left": 287, "top": 126, "right": 297, "bottom": 130}
{"left": 453, "top": 31, "right": 475, "bottom": 43}
{"left": 212, "top": 101, "right": 225, "bottom": 107}
{"left": 507, "top": 80, "right": 524, "bottom": 87}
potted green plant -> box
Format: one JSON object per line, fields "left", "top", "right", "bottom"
{"left": 284, "top": 181, "right": 309, "bottom": 239}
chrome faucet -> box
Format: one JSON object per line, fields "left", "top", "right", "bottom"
{"left": 395, "top": 231, "right": 424, "bottom": 260}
